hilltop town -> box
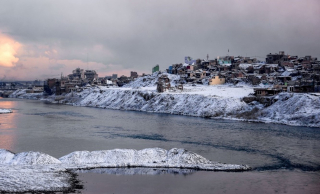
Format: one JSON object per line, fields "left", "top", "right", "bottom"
{"left": 1, "top": 50, "right": 319, "bottom": 97}
{"left": 4, "top": 51, "right": 320, "bottom": 127}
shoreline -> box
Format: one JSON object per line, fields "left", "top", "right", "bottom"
{"left": 7, "top": 86, "right": 320, "bottom": 128}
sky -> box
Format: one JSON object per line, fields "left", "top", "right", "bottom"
{"left": 0, "top": 0, "right": 319, "bottom": 81}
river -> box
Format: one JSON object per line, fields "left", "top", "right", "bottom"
{"left": 0, "top": 98, "right": 319, "bottom": 193}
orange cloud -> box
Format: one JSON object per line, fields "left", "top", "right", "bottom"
{"left": 0, "top": 33, "right": 21, "bottom": 67}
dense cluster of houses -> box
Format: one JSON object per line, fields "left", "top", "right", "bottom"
{"left": 165, "top": 51, "right": 320, "bottom": 96}
{"left": 42, "top": 68, "right": 142, "bottom": 95}
{"left": 3, "top": 50, "right": 319, "bottom": 97}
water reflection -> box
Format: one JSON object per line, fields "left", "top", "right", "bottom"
{"left": 0, "top": 134, "right": 15, "bottom": 151}
{"left": 0, "top": 110, "right": 16, "bottom": 130}
{"left": 0, "top": 101, "right": 17, "bottom": 150}
{"left": 76, "top": 167, "right": 195, "bottom": 176}
{"left": 0, "top": 100, "right": 17, "bottom": 109}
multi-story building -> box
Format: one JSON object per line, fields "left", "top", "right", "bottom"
{"left": 68, "top": 68, "right": 85, "bottom": 80}
{"left": 84, "top": 70, "right": 98, "bottom": 82}
{"left": 130, "top": 71, "right": 138, "bottom": 79}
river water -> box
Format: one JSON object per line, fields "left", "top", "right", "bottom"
{"left": 0, "top": 98, "right": 319, "bottom": 193}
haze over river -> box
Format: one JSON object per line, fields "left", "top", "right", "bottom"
{"left": 0, "top": 98, "right": 319, "bottom": 193}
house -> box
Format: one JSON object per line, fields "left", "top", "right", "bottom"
{"left": 217, "top": 56, "right": 233, "bottom": 65}
{"left": 254, "top": 88, "right": 282, "bottom": 96}
{"left": 185, "top": 56, "right": 197, "bottom": 65}
{"left": 157, "top": 75, "right": 171, "bottom": 92}
{"left": 84, "top": 70, "right": 98, "bottom": 82}
{"left": 68, "top": 68, "right": 85, "bottom": 80}
{"left": 130, "top": 71, "right": 138, "bottom": 79}
{"left": 209, "top": 75, "right": 225, "bottom": 85}
{"left": 152, "top": 65, "right": 160, "bottom": 73}
{"left": 195, "top": 70, "right": 206, "bottom": 79}
{"left": 266, "top": 51, "right": 287, "bottom": 64}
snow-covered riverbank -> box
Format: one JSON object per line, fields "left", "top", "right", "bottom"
{"left": 0, "top": 148, "right": 250, "bottom": 192}
{"left": 8, "top": 73, "right": 320, "bottom": 127}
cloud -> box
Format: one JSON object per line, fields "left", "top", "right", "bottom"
{"left": 49, "top": 63, "right": 66, "bottom": 70}
{"left": 0, "top": 0, "right": 319, "bottom": 80}
{"left": 0, "top": 32, "right": 21, "bottom": 67}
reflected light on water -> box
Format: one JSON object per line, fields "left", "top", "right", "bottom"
{"left": 0, "top": 108, "right": 16, "bottom": 130}
{"left": 0, "top": 100, "right": 17, "bottom": 109}
{"left": 0, "top": 134, "right": 15, "bottom": 151}
{"left": 0, "top": 100, "right": 17, "bottom": 150}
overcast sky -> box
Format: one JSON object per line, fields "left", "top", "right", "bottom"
{"left": 0, "top": 0, "right": 319, "bottom": 81}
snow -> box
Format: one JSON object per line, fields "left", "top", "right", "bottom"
{"left": 66, "top": 87, "right": 252, "bottom": 119}
{"left": 59, "top": 148, "right": 250, "bottom": 171}
{"left": 239, "top": 63, "right": 252, "bottom": 69}
{"left": 9, "top": 89, "right": 43, "bottom": 100}
{"left": 8, "top": 72, "right": 320, "bottom": 127}
{"left": 0, "top": 149, "right": 70, "bottom": 192}
{"left": 0, "top": 165, "right": 73, "bottom": 192}
{"left": 180, "top": 85, "right": 253, "bottom": 98}
{"left": 9, "top": 151, "right": 61, "bottom": 165}
{"left": 0, "top": 148, "right": 250, "bottom": 192}
{"left": 258, "top": 93, "right": 320, "bottom": 127}
{"left": 0, "top": 149, "right": 15, "bottom": 164}
{"left": 0, "top": 108, "right": 12, "bottom": 114}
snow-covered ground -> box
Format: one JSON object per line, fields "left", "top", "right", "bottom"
{"left": 0, "top": 108, "right": 12, "bottom": 114}
{"left": 257, "top": 93, "right": 320, "bottom": 127}
{"left": 0, "top": 148, "right": 250, "bottom": 192}
{"left": 8, "top": 72, "right": 320, "bottom": 127}
{"left": 59, "top": 148, "right": 249, "bottom": 171}
{"left": 0, "top": 149, "right": 73, "bottom": 192}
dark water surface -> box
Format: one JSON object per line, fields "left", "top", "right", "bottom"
{"left": 0, "top": 98, "right": 319, "bottom": 193}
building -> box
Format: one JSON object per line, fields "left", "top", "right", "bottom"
{"left": 185, "top": 56, "right": 197, "bottom": 65}
{"left": 266, "top": 51, "right": 290, "bottom": 64}
{"left": 217, "top": 56, "right": 233, "bottom": 65}
{"left": 130, "top": 71, "right": 138, "bottom": 79}
{"left": 112, "top": 74, "right": 118, "bottom": 79}
{"left": 209, "top": 75, "right": 225, "bottom": 85}
{"left": 46, "top": 78, "right": 57, "bottom": 89}
{"left": 157, "top": 75, "right": 171, "bottom": 92}
{"left": 84, "top": 70, "right": 98, "bottom": 82}
{"left": 68, "top": 68, "right": 85, "bottom": 80}
{"left": 254, "top": 88, "right": 282, "bottom": 96}
{"left": 152, "top": 65, "right": 159, "bottom": 73}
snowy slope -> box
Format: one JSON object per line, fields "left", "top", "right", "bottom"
{"left": 0, "top": 149, "right": 71, "bottom": 192}
{"left": 0, "top": 165, "right": 73, "bottom": 192}
{"left": 0, "top": 148, "right": 250, "bottom": 192}
{"left": 258, "top": 93, "right": 320, "bottom": 127}
{"left": 59, "top": 148, "right": 250, "bottom": 171}
{"left": 70, "top": 87, "right": 320, "bottom": 127}
{"left": 9, "top": 89, "right": 43, "bottom": 99}
{"left": 67, "top": 84, "right": 253, "bottom": 118}
{"left": 8, "top": 80, "right": 320, "bottom": 127}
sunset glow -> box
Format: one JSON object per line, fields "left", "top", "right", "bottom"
{"left": 0, "top": 33, "right": 21, "bottom": 67}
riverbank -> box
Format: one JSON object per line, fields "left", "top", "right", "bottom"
{"left": 9, "top": 84, "right": 320, "bottom": 127}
